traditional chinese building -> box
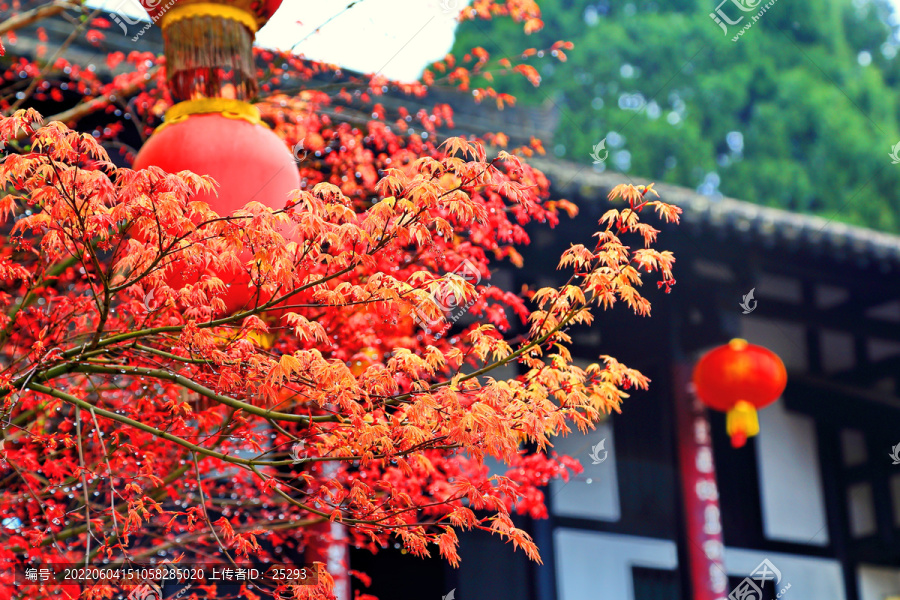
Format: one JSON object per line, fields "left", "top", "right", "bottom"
{"left": 348, "top": 150, "right": 900, "bottom": 600}
{"left": 497, "top": 159, "right": 900, "bottom": 600}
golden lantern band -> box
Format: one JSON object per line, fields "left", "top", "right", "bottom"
{"left": 159, "top": 2, "right": 258, "bottom": 32}
{"left": 157, "top": 98, "right": 265, "bottom": 132}
{"left": 139, "top": 0, "right": 280, "bottom": 26}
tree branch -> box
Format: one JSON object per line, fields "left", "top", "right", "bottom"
{"left": 0, "top": 1, "right": 82, "bottom": 36}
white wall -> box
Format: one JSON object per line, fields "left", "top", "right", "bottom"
{"left": 550, "top": 420, "right": 620, "bottom": 521}
{"left": 555, "top": 529, "right": 678, "bottom": 600}
{"left": 553, "top": 533, "right": 849, "bottom": 600}
{"left": 755, "top": 399, "right": 829, "bottom": 545}
{"left": 725, "top": 548, "right": 846, "bottom": 600}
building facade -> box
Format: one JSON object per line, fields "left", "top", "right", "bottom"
{"left": 435, "top": 162, "right": 900, "bottom": 600}
{"left": 353, "top": 161, "right": 900, "bottom": 600}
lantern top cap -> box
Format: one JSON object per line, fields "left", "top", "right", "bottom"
{"left": 728, "top": 338, "right": 749, "bottom": 351}
{"left": 146, "top": 0, "right": 283, "bottom": 30}
{"left": 160, "top": 2, "right": 259, "bottom": 32}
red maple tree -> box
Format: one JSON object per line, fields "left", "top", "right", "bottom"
{"left": 0, "top": 2, "right": 679, "bottom": 598}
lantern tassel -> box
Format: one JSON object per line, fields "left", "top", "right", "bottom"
{"left": 726, "top": 400, "right": 759, "bottom": 448}
{"left": 164, "top": 14, "right": 257, "bottom": 101}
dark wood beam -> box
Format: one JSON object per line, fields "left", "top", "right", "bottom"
{"left": 663, "top": 230, "right": 900, "bottom": 301}
{"left": 804, "top": 282, "right": 823, "bottom": 375}
{"left": 713, "top": 297, "right": 900, "bottom": 341}
{"left": 834, "top": 353, "right": 900, "bottom": 386}
{"left": 783, "top": 374, "right": 900, "bottom": 436}
{"left": 818, "top": 287, "right": 900, "bottom": 323}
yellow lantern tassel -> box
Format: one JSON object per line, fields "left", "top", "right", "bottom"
{"left": 726, "top": 400, "right": 759, "bottom": 448}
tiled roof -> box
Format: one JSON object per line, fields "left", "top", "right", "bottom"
{"left": 529, "top": 156, "right": 900, "bottom": 265}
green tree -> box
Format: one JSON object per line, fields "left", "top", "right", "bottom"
{"left": 452, "top": 0, "right": 900, "bottom": 231}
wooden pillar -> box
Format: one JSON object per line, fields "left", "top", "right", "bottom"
{"left": 306, "top": 460, "right": 351, "bottom": 599}
{"left": 306, "top": 520, "right": 350, "bottom": 599}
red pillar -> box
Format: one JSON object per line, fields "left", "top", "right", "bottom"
{"left": 673, "top": 364, "right": 729, "bottom": 600}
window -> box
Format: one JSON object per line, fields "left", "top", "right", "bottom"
{"left": 549, "top": 420, "right": 620, "bottom": 521}
{"left": 554, "top": 530, "right": 678, "bottom": 600}
{"left": 632, "top": 567, "right": 680, "bottom": 600}
{"left": 847, "top": 482, "right": 877, "bottom": 538}
{"left": 840, "top": 429, "right": 868, "bottom": 467}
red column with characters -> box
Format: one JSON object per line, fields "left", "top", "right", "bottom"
{"left": 674, "top": 364, "right": 729, "bottom": 600}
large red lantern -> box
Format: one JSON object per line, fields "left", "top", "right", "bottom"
{"left": 692, "top": 339, "right": 787, "bottom": 448}
{"left": 133, "top": 0, "right": 299, "bottom": 315}
{"left": 133, "top": 102, "right": 299, "bottom": 314}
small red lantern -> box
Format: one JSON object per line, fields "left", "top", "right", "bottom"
{"left": 692, "top": 339, "right": 787, "bottom": 448}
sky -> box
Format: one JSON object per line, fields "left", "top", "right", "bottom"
{"left": 94, "top": 0, "right": 469, "bottom": 82}
{"left": 255, "top": 0, "right": 468, "bottom": 81}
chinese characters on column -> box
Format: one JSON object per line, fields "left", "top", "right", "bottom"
{"left": 675, "top": 365, "right": 728, "bottom": 600}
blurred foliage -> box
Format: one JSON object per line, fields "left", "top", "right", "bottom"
{"left": 452, "top": 0, "right": 900, "bottom": 231}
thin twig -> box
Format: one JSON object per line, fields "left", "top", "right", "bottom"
{"left": 192, "top": 452, "right": 238, "bottom": 567}
{"left": 0, "top": 1, "right": 82, "bottom": 35}
{"left": 74, "top": 407, "right": 92, "bottom": 566}
{"left": 87, "top": 406, "right": 119, "bottom": 540}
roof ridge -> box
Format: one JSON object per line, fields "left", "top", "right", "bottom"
{"left": 528, "top": 156, "right": 900, "bottom": 263}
